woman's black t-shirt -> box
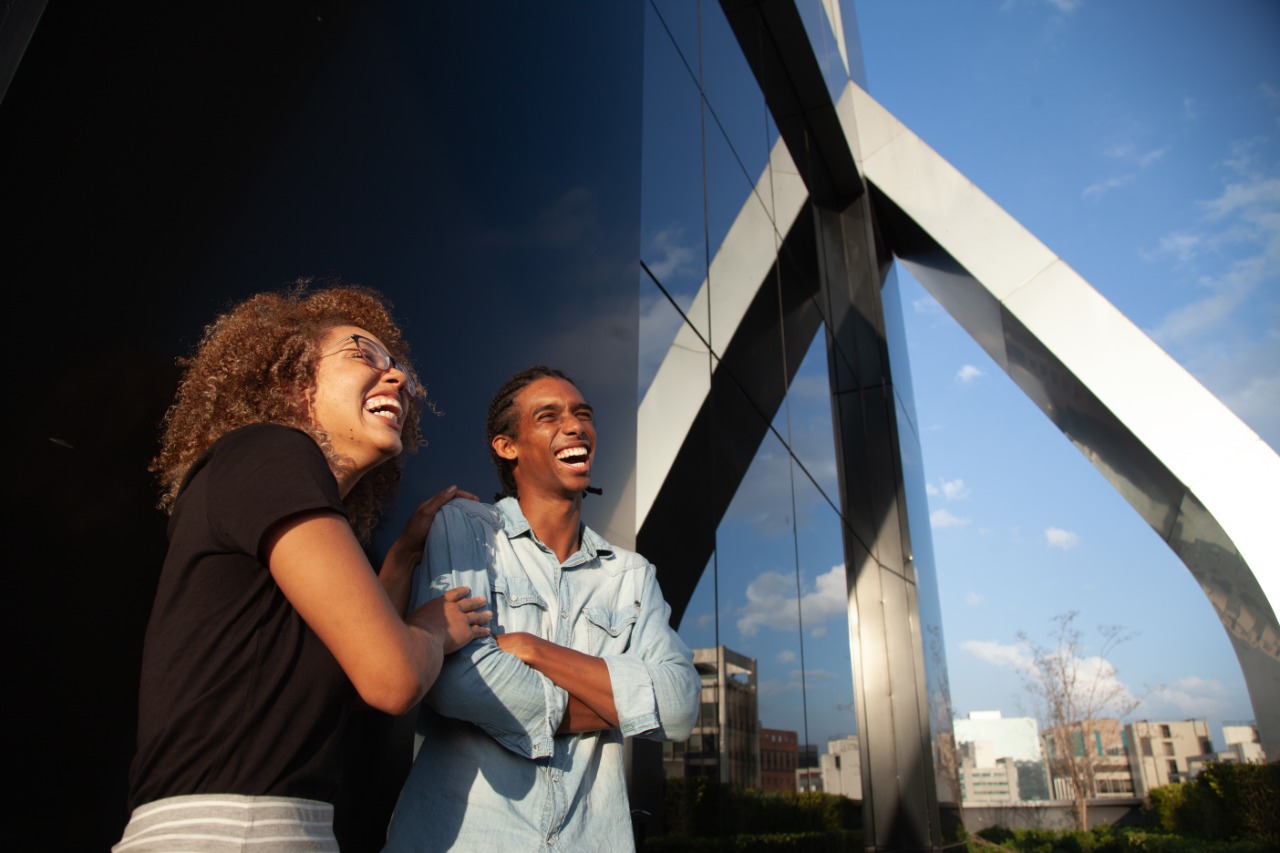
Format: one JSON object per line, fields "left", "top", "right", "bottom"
{"left": 128, "top": 424, "right": 356, "bottom": 809}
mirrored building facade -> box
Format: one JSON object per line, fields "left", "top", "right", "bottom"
{"left": 6, "top": 1, "right": 1274, "bottom": 851}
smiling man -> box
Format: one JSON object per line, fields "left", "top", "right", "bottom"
{"left": 384, "top": 365, "right": 700, "bottom": 853}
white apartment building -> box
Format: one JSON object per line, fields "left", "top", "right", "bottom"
{"left": 1125, "top": 719, "right": 1214, "bottom": 796}
{"left": 820, "top": 735, "right": 863, "bottom": 800}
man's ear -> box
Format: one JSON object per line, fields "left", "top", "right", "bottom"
{"left": 492, "top": 434, "right": 518, "bottom": 461}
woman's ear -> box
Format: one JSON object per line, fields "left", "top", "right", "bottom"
{"left": 492, "top": 434, "right": 518, "bottom": 461}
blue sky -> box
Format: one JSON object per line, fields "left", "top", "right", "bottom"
{"left": 641, "top": 0, "right": 1277, "bottom": 753}
{"left": 856, "top": 0, "right": 1278, "bottom": 747}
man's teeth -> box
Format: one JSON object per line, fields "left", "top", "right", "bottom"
{"left": 556, "top": 448, "right": 588, "bottom": 462}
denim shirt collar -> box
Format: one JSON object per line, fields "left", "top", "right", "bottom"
{"left": 495, "top": 495, "right": 613, "bottom": 564}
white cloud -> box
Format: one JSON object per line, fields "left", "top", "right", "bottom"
{"left": 1045, "top": 527, "right": 1080, "bottom": 549}
{"left": 961, "top": 639, "right": 1032, "bottom": 672}
{"left": 1082, "top": 173, "right": 1135, "bottom": 201}
{"left": 965, "top": 592, "right": 983, "bottom": 607}
{"left": 1201, "top": 178, "right": 1280, "bottom": 221}
{"left": 777, "top": 649, "right": 796, "bottom": 663}
{"left": 939, "top": 478, "right": 971, "bottom": 500}
{"left": 1147, "top": 676, "right": 1230, "bottom": 717}
{"left": 1142, "top": 135, "right": 1280, "bottom": 449}
{"left": 1138, "top": 148, "right": 1167, "bottom": 169}
{"left": 1183, "top": 97, "right": 1198, "bottom": 121}
{"left": 643, "top": 225, "right": 699, "bottom": 281}
{"left": 961, "top": 639, "right": 1140, "bottom": 713}
{"left": 1148, "top": 231, "right": 1202, "bottom": 264}
{"left": 931, "top": 508, "right": 971, "bottom": 529}
{"left": 736, "top": 564, "right": 847, "bottom": 637}
{"left": 955, "top": 364, "right": 983, "bottom": 384}
{"left": 1150, "top": 258, "right": 1258, "bottom": 345}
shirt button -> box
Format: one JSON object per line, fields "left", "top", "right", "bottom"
{"left": 560, "top": 612, "right": 568, "bottom": 619}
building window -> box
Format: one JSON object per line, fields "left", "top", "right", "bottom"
{"left": 1160, "top": 725, "right": 1172, "bottom": 738}
{"left": 1163, "top": 742, "right": 1175, "bottom": 756}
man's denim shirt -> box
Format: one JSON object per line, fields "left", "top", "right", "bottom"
{"left": 383, "top": 497, "right": 700, "bottom": 852}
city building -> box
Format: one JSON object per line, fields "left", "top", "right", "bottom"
{"left": 1185, "top": 723, "right": 1267, "bottom": 779}
{"left": 1125, "top": 720, "right": 1215, "bottom": 797}
{"left": 6, "top": 2, "right": 1275, "bottom": 850}
{"left": 1221, "top": 723, "right": 1266, "bottom": 764}
{"left": 798, "top": 743, "right": 823, "bottom": 793}
{"left": 664, "top": 646, "right": 760, "bottom": 790}
{"left": 760, "top": 728, "right": 799, "bottom": 793}
{"left": 820, "top": 735, "right": 863, "bottom": 800}
{"left": 957, "top": 753, "right": 1019, "bottom": 806}
{"left": 1044, "top": 718, "right": 1136, "bottom": 800}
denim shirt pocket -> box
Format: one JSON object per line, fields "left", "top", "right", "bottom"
{"left": 493, "top": 574, "right": 549, "bottom": 634}
{"left": 580, "top": 602, "right": 639, "bottom": 656}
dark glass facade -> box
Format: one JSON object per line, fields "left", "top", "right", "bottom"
{"left": 4, "top": 2, "right": 957, "bottom": 849}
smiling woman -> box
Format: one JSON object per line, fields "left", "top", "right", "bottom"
{"left": 116, "top": 279, "right": 493, "bottom": 852}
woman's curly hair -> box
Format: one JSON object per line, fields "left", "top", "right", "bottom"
{"left": 150, "top": 278, "right": 425, "bottom": 541}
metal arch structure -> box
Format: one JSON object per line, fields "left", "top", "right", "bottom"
{"left": 843, "top": 80, "right": 1280, "bottom": 757}
{"left": 635, "top": 0, "right": 1279, "bottom": 849}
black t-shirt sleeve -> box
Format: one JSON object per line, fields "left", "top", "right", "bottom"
{"left": 204, "top": 424, "right": 347, "bottom": 562}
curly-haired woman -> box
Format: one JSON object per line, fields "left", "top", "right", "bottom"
{"left": 115, "top": 280, "right": 490, "bottom": 851}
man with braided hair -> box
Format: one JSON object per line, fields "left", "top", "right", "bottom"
{"left": 384, "top": 366, "right": 700, "bottom": 852}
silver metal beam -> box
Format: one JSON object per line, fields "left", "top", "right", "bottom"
{"left": 843, "top": 80, "right": 1280, "bottom": 761}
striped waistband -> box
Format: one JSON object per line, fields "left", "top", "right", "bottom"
{"left": 114, "top": 794, "right": 338, "bottom": 852}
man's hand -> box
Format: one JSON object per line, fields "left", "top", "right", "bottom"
{"left": 409, "top": 586, "right": 492, "bottom": 653}
{"left": 496, "top": 631, "right": 619, "bottom": 728}
{"left": 495, "top": 630, "right": 546, "bottom": 663}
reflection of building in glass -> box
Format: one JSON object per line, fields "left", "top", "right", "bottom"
{"left": 760, "top": 728, "right": 798, "bottom": 793}
{"left": 820, "top": 735, "right": 862, "bottom": 800}
{"left": 957, "top": 755, "right": 1018, "bottom": 805}
{"left": 1125, "top": 719, "right": 1214, "bottom": 797}
{"left": 663, "top": 647, "right": 759, "bottom": 790}
{"left": 798, "top": 743, "right": 823, "bottom": 794}
{"left": 954, "top": 711, "right": 1050, "bottom": 804}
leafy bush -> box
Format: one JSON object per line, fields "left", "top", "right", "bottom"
{"left": 1144, "top": 762, "right": 1279, "bottom": 845}
{"left": 963, "top": 824, "right": 1277, "bottom": 853}
{"left": 658, "top": 777, "right": 859, "bottom": 843}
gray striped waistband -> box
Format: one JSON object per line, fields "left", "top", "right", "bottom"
{"left": 113, "top": 794, "right": 338, "bottom": 852}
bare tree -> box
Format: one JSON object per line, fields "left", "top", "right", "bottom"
{"left": 1017, "top": 611, "right": 1140, "bottom": 831}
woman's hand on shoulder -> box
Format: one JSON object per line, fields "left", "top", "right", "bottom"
{"left": 383, "top": 485, "right": 481, "bottom": 572}
{"left": 408, "top": 585, "right": 492, "bottom": 654}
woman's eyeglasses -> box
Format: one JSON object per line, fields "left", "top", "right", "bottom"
{"left": 322, "top": 334, "right": 417, "bottom": 396}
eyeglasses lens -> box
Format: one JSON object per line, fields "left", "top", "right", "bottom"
{"left": 355, "top": 336, "right": 416, "bottom": 396}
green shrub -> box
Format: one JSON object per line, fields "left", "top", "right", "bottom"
{"left": 1145, "top": 762, "right": 1279, "bottom": 845}
{"left": 658, "top": 777, "right": 860, "bottom": 841}
{"left": 644, "top": 829, "right": 860, "bottom": 852}
{"left": 978, "top": 824, "right": 1016, "bottom": 845}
